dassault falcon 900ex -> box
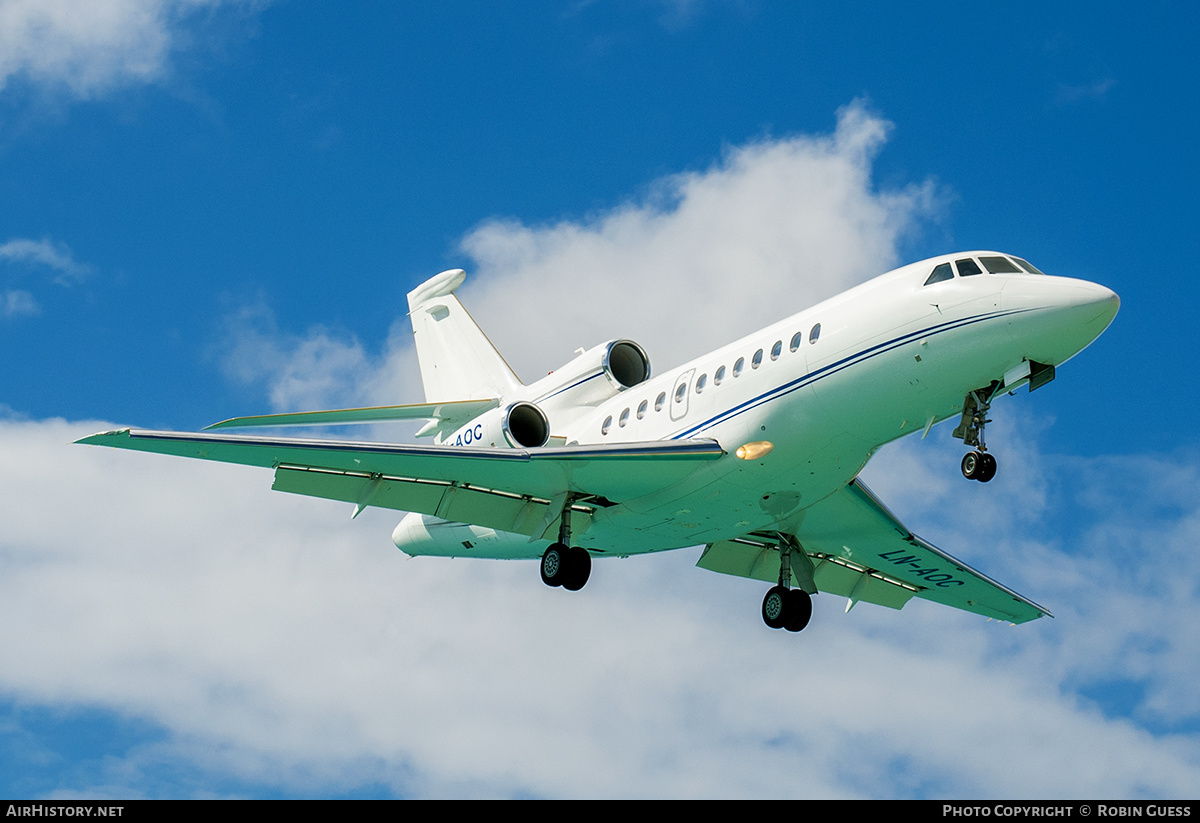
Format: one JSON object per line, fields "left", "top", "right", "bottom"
{"left": 79, "top": 253, "right": 1119, "bottom": 632}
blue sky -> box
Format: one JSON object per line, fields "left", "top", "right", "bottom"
{"left": 1, "top": 0, "right": 1198, "bottom": 799}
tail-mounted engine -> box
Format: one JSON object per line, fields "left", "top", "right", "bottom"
{"left": 439, "top": 340, "right": 648, "bottom": 447}
{"left": 443, "top": 401, "right": 550, "bottom": 448}
{"left": 531, "top": 339, "right": 651, "bottom": 410}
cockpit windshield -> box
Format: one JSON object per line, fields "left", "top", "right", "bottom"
{"left": 980, "top": 256, "right": 1022, "bottom": 274}
{"left": 923, "top": 254, "right": 1046, "bottom": 286}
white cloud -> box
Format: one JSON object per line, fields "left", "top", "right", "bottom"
{"left": 215, "top": 300, "right": 378, "bottom": 414}
{"left": 0, "top": 0, "right": 261, "bottom": 98}
{"left": 2, "top": 287, "right": 39, "bottom": 317}
{"left": 0, "top": 236, "right": 89, "bottom": 283}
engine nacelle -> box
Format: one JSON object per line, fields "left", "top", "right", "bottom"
{"left": 530, "top": 339, "right": 651, "bottom": 410}
{"left": 441, "top": 401, "right": 550, "bottom": 448}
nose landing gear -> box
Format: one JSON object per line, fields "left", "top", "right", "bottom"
{"left": 954, "top": 384, "right": 999, "bottom": 483}
{"left": 961, "top": 449, "right": 997, "bottom": 482}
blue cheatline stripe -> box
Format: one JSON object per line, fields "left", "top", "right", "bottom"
{"left": 538, "top": 369, "right": 605, "bottom": 402}
{"left": 670, "top": 307, "right": 1033, "bottom": 440}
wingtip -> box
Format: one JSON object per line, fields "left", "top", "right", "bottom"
{"left": 75, "top": 428, "right": 131, "bottom": 445}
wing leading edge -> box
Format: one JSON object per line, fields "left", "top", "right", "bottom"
{"left": 697, "top": 478, "right": 1050, "bottom": 624}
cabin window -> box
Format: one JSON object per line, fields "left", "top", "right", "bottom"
{"left": 980, "top": 256, "right": 1022, "bottom": 274}
{"left": 655, "top": 392, "right": 666, "bottom": 411}
{"left": 790, "top": 332, "right": 803, "bottom": 352}
{"left": 752, "top": 349, "right": 763, "bottom": 369}
{"left": 675, "top": 383, "right": 687, "bottom": 404}
{"left": 601, "top": 415, "right": 612, "bottom": 435}
{"left": 619, "top": 407, "right": 629, "bottom": 427}
{"left": 733, "top": 357, "right": 744, "bottom": 377}
{"left": 924, "top": 262, "right": 954, "bottom": 285}
{"left": 809, "top": 323, "right": 821, "bottom": 344}
{"left": 637, "top": 400, "right": 648, "bottom": 419}
{"left": 1012, "top": 257, "right": 1044, "bottom": 275}
{"left": 714, "top": 365, "right": 726, "bottom": 385}
{"left": 770, "top": 340, "right": 782, "bottom": 361}
{"left": 696, "top": 373, "right": 707, "bottom": 393}
{"left": 955, "top": 258, "right": 983, "bottom": 277}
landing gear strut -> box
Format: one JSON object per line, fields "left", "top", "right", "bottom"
{"left": 539, "top": 496, "right": 592, "bottom": 591}
{"left": 761, "top": 536, "right": 813, "bottom": 632}
{"left": 954, "top": 384, "right": 999, "bottom": 483}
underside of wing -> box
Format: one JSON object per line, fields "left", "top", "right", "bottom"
{"left": 77, "top": 429, "right": 725, "bottom": 536}
{"left": 697, "top": 478, "right": 1050, "bottom": 624}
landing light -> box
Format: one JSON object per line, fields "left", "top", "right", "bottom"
{"left": 736, "top": 440, "right": 775, "bottom": 460}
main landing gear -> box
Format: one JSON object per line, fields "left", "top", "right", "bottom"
{"left": 954, "top": 384, "right": 999, "bottom": 483}
{"left": 762, "top": 586, "right": 812, "bottom": 632}
{"left": 761, "top": 535, "right": 814, "bottom": 632}
{"left": 540, "top": 543, "right": 591, "bottom": 591}
{"left": 539, "top": 496, "right": 592, "bottom": 591}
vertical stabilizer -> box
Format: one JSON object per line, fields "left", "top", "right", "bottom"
{"left": 407, "top": 269, "right": 522, "bottom": 402}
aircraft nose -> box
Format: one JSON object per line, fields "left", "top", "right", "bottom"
{"left": 1001, "top": 276, "right": 1120, "bottom": 364}
{"left": 1070, "top": 280, "right": 1120, "bottom": 328}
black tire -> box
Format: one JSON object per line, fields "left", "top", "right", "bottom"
{"left": 783, "top": 589, "right": 813, "bottom": 632}
{"left": 562, "top": 546, "right": 592, "bottom": 591}
{"left": 762, "top": 586, "right": 789, "bottom": 629}
{"left": 540, "top": 543, "right": 569, "bottom": 587}
{"left": 977, "top": 452, "right": 997, "bottom": 483}
{"left": 961, "top": 450, "right": 982, "bottom": 480}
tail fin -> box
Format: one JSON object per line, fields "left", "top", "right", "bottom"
{"left": 407, "top": 269, "right": 523, "bottom": 402}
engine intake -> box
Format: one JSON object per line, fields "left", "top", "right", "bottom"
{"left": 604, "top": 340, "right": 651, "bottom": 388}
{"left": 443, "top": 401, "right": 550, "bottom": 449}
{"left": 503, "top": 401, "right": 550, "bottom": 448}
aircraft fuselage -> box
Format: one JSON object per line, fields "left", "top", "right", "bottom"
{"left": 394, "top": 252, "right": 1119, "bottom": 560}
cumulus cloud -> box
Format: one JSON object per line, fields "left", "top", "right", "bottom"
{"left": 216, "top": 300, "right": 375, "bottom": 413}
{"left": 0, "top": 0, "right": 261, "bottom": 98}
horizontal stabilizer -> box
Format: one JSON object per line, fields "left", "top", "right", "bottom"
{"left": 204, "top": 399, "right": 499, "bottom": 431}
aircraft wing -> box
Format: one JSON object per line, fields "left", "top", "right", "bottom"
{"left": 77, "top": 428, "right": 725, "bottom": 538}
{"left": 696, "top": 478, "right": 1051, "bottom": 624}
{"left": 204, "top": 398, "right": 499, "bottom": 434}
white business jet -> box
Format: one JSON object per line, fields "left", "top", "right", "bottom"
{"left": 79, "top": 252, "right": 1118, "bottom": 632}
